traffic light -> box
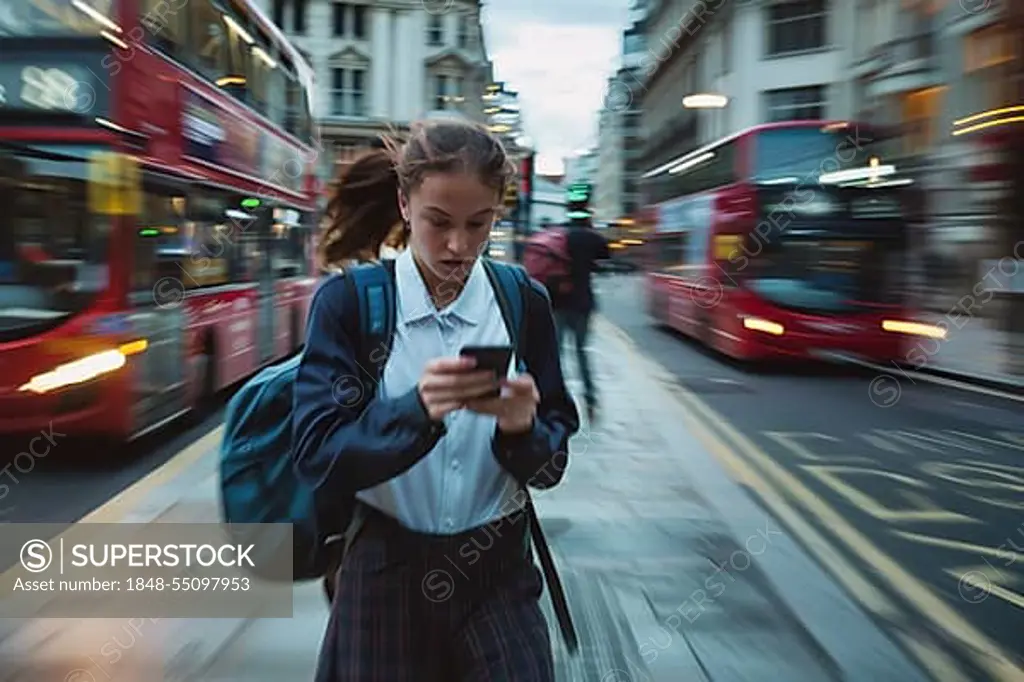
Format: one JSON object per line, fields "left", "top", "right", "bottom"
{"left": 565, "top": 182, "right": 591, "bottom": 204}
{"left": 565, "top": 181, "right": 592, "bottom": 221}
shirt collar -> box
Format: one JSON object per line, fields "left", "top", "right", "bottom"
{"left": 395, "top": 249, "right": 487, "bottom": 327}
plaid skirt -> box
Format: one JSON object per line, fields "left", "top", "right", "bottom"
{"left": 314, "top": 503, "right": 554, "bottom": 682}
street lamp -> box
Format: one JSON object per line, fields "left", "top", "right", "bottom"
{"left": 683, "top": 93, "right": 728, "bottom": 109}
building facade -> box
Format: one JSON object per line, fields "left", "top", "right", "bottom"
{"left": 632, "top": 0, "right": 1019, "bottom": 315}
{"left": 529, "top": 175, "right": 568, "bottom": 230}
{"left": 636, "top": 0, "right": 859, "bottom": 189}
{"left": 257, "top": 0, "right": 492, "bottom": 183}
{"left": 594, "top": 0, "right": 648, "bottom": 222}
{"left": 848, "top": 0, "right": 1017, "bottom": 306}
{"left": 562, "top": 150, "right": 600, "bottom": 187}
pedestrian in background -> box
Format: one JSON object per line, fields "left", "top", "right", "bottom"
{"left": 293, "top": 118, "right": 580, "bottom": 681}
{"left": 549, "top": 210, "right": 610, "bottom": 424}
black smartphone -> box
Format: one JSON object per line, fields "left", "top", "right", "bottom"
{"left": 459, "top": 345, "right": 513, "bottom": 399}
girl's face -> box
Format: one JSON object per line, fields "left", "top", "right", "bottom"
{"left": 398, "top": 171, "right": 499, "bottom": 285}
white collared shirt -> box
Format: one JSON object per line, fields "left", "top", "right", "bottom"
{"left": 355, "top": 248, "right": 521, "bottom": 534}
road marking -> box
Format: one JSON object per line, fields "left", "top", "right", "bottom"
{"left": 947, "top": 566, "right": 1024, "bottom": 610}
{"left": 895, "top": 530, "right": 1024, "bottom": 565}
{"left": 596, "top": 315, "right": 1024, "bottom": 682}
{"left": 80, "top": 425, "right": 225, "bottom": 523}
{"left": 801, "top": 465, "right": 979, "bottom": 525}
{"left": 859, "top": 431, "right": 908, "bottom": 454}
{"left": 919, "top": 461, "right": 1024, "bottom": 511}
{"left": 837, "top": 355, "right": 1024, "bottom": 404}
{"left": 601, "top": 321, "right": 898, "bottom": 619}
{"left": 674, "top": 395, "right": 1024, "bottom": 681}
{"left": 948, "top": 430, "right": 1024, "bottom": 453}
{"left": 764, "top": 431, "right": 873, "bottom": 463}
{"left": 885, "top": 430, "right": 986, "bottom": 455}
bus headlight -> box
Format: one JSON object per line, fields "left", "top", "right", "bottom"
{"left": 881, "top": 320, "right": 947, "bottom": 340}
{"left": 18, "top": 340, "right": 148, "bottom": 394}
{"left": 743, "top": 317, "right": 785, "bottom": 335}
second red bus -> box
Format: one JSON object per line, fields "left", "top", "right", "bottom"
{"left": 641, "top": 120, "right": 946, "bottom": 365}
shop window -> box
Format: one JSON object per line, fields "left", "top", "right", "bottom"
{"left": 901, "top": 86, "right": 945, "bottom": 154}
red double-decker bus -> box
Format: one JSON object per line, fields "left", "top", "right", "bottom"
{"left": 641, "top": 120, "right": 946, "bottom": 364}
{"left": 0, "top": 0, "right": 321, "bottom": 443}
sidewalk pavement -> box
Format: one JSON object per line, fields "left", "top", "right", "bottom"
{"left": 0, "top": 317, "right": 929, "bottom": 681}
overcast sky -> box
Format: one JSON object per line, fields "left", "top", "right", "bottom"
{"left": 481, "top": 0, "right": 630, "bottom": 175}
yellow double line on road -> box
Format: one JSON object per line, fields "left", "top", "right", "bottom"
{"left": 597, "top": 316, "right": 1024, "bottom": 682}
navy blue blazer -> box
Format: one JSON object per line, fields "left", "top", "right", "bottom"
{"left": 291, "top": 270, "right": 581, "bottom": 502}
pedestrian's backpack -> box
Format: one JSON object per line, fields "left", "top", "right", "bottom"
{"left": 522, "top": 227, "right": 573, "bottom": 297}
{"left": 217, "top": 256, "right": 578, "bottom": 653}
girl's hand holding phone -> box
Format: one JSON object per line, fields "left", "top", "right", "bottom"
{"left": 465, "top": 373, "right": 539, "bottom": 435}
{"left": 417, "top": 356, "right": 500, "bottom": 421}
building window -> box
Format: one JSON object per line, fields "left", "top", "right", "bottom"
{"left": 722, "top": 19, "right": 731, "bottom": 72}
{"left": 433, "top": 75, "right": 463, "bottom": 110}
{"left": 333, "top": 3, "right": 367, "bottom": 39}
{"left": 353, "top": 5, "right": 366, "bottom": 39}
{"left": 427, "top": 15, "right": 443, "bottom": 46}
{"left": 766, "top": 0, "right": 827, "bottom": 56}
{"left": 333, "top": 3, "right": 345, "bottom": 35}
{"left": 331, "top": 68, "right": 366, "bottom": 116}
{"left": 457, "top": 14, "right": 471, "bottom": 48}
{"left": 433, "top": 75, "right": 448, "bottom": 110}
{"left": 964, "top": 24, "right": 1015, "bottom": 72}
{"left": 273, "top": 0, "right": 285, "bottom": 27}
{"left": 901, "top": 87, "right": 945, "bottom": 155}
{"left": 764, "top": 85, "right": 826, "bottom": 121}
{"left": 292, "top": 0, "right": 306, "bottom": 34}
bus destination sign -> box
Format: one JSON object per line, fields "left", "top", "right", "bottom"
{"left": 0, "top": 49, "right": 109, "bottom": 119}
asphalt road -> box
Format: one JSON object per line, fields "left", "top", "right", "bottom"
{"left": 595, "top": 273, "right": 1024, "bottom": 682}
{"left": 0, "top": 401, "right": 229, "bottom": 526}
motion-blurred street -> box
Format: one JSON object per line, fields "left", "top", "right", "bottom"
{"left": 1, "top": 275, "right": 1021, "bottom": 681}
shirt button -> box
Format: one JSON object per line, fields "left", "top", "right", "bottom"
{"left": 445, "top": 518, "right": 454, "bottom": 530}
{"left": 451, "top": 459, "right": 460, "bottom": 471}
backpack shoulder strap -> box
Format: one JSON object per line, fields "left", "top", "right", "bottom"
{"left": 341, "top": 259, "right": 397, "bottom": 386}
{"left": 326, "top": 259, "right": 396, "bottom": 565}
{"left": 482, "top": 258, "right": 528, "bottom": 366}
{"left": 482, "top": 257, "right": 579, "bottom": 653}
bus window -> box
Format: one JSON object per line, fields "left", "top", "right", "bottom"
{"left": 221, "top": 8, "right": 252, "bottom": 102}
{"left": 248, "top": 36, "right": 274, "bottom": 116}
{"left": 267, "top": 66, "right": 288, "bottom": 127}
{"left": 659, "top": 233, "right": 689, "bottom": 275}
{"left": 0, "top": 145, "right": 111, "bottom": 339}
{"left": 746, "top": 235, "right": 905, "bottom": 313}
{"left": 285, "top": 75, "right": 302, "bottom": 136}
{"left": 270, "top": 208, "right": 305, "bottom": 278}
{"left": 134, "top": 186, "right": 186, "bottom": 293}
{"left": 141, "top": 0, "right": 185, "bottom": 54}
{"left": 751, "top": 127, "right": 898, "bottom": 183}
{"left": 0, "top": 0, "right": 111, "bottom": 37}
{"left": 188, "top": 0, "right": 231, "bottom": 83}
